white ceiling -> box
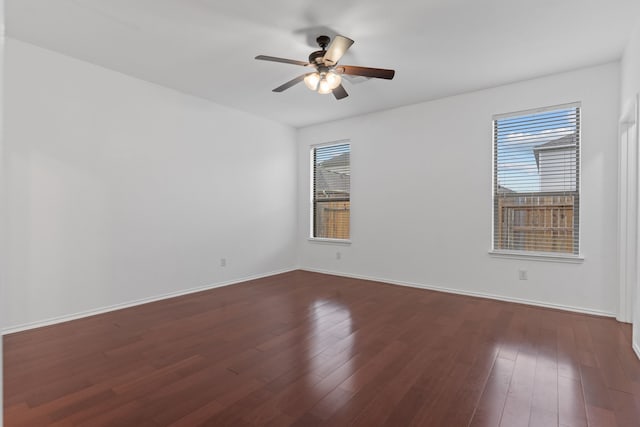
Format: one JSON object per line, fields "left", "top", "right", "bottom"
{"left": 6, "top": 0, "right": 640, "bottom": 127}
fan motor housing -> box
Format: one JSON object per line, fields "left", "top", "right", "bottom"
{"left": 308, "top": 50, "right": 326, "bottom": 65}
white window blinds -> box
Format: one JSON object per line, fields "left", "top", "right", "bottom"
{"left": 493, "top": 103, "right": 580, "bottom": 255}
{"left": 312, "top": 143, "right": 350, "bottom": 239}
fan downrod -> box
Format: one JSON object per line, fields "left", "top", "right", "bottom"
{"left": 308, "top": 35, "right": 331, "bottom": 64}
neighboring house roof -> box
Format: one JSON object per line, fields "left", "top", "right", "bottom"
{"left": 497, "top": 184, "right": 515, "bottom": 194}
{"left": 315, "top": 153, "right": 350, "bottom": 197}
{"left": 533, "top": 133, "right": 577, "bottom": 169}
{"left": 320, "top": 152, "right": 350, "bottom": 175}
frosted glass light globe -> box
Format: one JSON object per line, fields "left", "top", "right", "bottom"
{"left": 304, "top": 73, "right": 320, "bottom": 90}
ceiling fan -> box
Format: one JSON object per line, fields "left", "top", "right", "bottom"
{"left": 255, "top": 35, "right": 395, "bottom": 100}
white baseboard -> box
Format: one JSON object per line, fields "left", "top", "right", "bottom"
{"left": 634, "top": 342, "right": 640, "bottom": 361}
{"left": 301, "top": 267, "right": 617, "bottom": 318}
{"left": 2, "top": 267, "right": 296, "bottom": 335}
{"left": 3, "top": 266, "right": 619, "bottom": 335}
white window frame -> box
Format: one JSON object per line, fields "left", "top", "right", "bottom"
{"left": 309, "top": 140, "right": 351, "bottom": 244}
{"left": 489, "top": 102, "right": 583, "bottom": 262}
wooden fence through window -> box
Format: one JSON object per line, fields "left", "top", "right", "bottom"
{"left": 496, "top": 195, "right": 575, "bottom": 253}
{"left": 314, "top": 201, "right": 350, "bottom": 239}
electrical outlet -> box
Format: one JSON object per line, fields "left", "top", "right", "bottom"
{"left": 518, "top": 269, "right": 527, "bottom": 280}
{"left": 336, "top": 251, "right": 341, "bottom": 260}
{"left": 220, "top": 258, "right": 226, "bottom": 267}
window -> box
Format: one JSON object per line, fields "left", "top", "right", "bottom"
{"left": 493, "top": 103, "right": 580, "bottom": 255}
{"left": 312, "top": 142, "right": 350, "bottom": 240}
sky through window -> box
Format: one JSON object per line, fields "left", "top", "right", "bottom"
{"left": 495, "top": 107, "right": 578, "bottom": 193}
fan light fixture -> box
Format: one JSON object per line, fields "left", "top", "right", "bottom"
{"left": 255, "top": 34, "right": 395, "bottom": 100}
{"left": 304, "top": 71, "right": 342, "bottom": 94}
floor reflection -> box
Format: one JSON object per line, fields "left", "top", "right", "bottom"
{"left": 306, "top": 299, "right": 355, "bottom": 393}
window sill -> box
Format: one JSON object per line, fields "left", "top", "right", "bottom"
{"left": 308, "top": 238, "right": 352, "bottom": 245}
{"left": 488, "top": 250, "right": 584, "bottom": 263}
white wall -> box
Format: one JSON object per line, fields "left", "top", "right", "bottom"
{"left": 621, "top": 21, "right": 640, "bottom": 357}
{"left": 297, "top": 63, "right": 620, "bottom": 316}
{"left": 2, "top": 39, "right": 297, "bottom": 330}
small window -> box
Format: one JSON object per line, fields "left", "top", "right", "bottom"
{"left": 312, "top": 142, "right": 350, "bottom": 240}
{"left": 493, "top": 103, "right": 580, "bottom": 255}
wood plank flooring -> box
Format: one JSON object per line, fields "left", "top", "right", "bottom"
{"left": 4, "top": 270, "right": 640, "bottom": 426}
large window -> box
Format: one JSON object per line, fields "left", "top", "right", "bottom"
{"left": 493, "top": 103, "right": 580, "bottom": 255}
{"left": 312, "top": 142, "right": 350, "bottom": 240}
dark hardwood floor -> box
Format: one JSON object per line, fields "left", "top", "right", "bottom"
{"left": 4, "top": 270, "right": 640, "bottom": 426}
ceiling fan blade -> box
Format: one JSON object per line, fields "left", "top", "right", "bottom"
{"left": 255, "top": 55, "right": 310, "bottom": 67}
{"left": 272, "top": 74, "right": 308, "bottom": 92}
{"left": 323, "top": 35, "right": 354, "bottom": 66}
{"left": 337, "top": 65, "right": 395, "bottom": 80}
{"left": 332, "top": 84, "right": 349, "bottom": 100}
